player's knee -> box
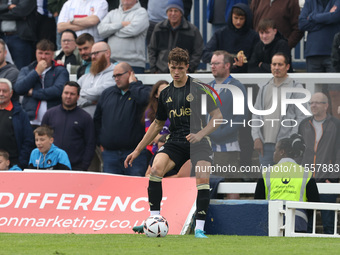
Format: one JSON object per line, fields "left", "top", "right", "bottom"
{"left": 150, "top": 166, "right": 163, "bottom": 177}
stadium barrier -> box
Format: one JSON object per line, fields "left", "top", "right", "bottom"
{"left": 216, "top": 183, "right": 340, "bottom": 237}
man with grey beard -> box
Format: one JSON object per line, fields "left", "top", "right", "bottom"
{"left": 77, "top": 41, "right": 116, "bottom": 118}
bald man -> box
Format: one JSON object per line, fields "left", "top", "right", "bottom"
{"left": 94, "top": 62, "right": 151, "bottom": 175}
{"left": 298, "top": 92, "right": 340, "bottom": 234}
{"left": 77, "top": 41, "right": 116, "bottom": 117}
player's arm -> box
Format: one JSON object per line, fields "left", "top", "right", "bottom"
{"left": 186, "top": 108, "right": 223, "bottom": 143}
{"left": 124, "top": 119, "right": 165, "bottom": 167}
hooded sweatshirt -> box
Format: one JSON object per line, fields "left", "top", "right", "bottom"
{"left": 202, "top": 3, "right": 259, "bottom": 73}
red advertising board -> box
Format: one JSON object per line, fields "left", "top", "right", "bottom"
{"left": 0, "top": 171, "right": 197, "bottom": 234}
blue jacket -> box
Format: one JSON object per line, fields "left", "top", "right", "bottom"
{"left": 207, "top": 0, "right": 248, "bottom": 24}
{"left": 14, "top": 60, "right": 69, "bottom": 120}
{"left": 299, "top": 0, "right": 340, "bottom": 57}
{"left": 28, "top": 144, "right": 71, "bottom": 170}
{"left": 202, "top": 3, "right": 259, "bottom": 73}
{"left": 208, "top": 76, "right": 247, "bottom": 149}
{"left": 12, "top": 101, "right": 35, "bottom": 169}
{"left": 94, "top": 81, "right": 151, "bottom": 150}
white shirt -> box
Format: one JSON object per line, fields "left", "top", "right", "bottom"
{"left": 58, "top": 0, "right": 108, "bottom": 42}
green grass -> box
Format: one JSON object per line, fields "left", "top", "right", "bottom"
{"left": 0, "top": 233, "right": 339, "bottom": 255}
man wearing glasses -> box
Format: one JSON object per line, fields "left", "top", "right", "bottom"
{"left": 55, "top": 29, "right": 81, "bottom": 70}
{"left": 94, "top": 62, "right": 150, "bottom": 175}
{"left": 298, "top": 92, "right": 340, "bottom": 234}
{"left": 252, "top": 52, "right": 307, "bottom": 167}
{"left": 77, "top": 41, "right": 116, "bottom": 118}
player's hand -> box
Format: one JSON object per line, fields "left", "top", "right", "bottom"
{"left": 56, "top": 60, "right": 64, "bottom": 66}
{"left": 124, "top": 150, "right": 140, "bottom": 168}
{"left": 254, "top": 138, "right": 264, "bottom": 157}
{"left": 36, "top": 60, "right": 48, "bottom": 75}
{"left": 186, "top": 133, "right": 203, "bottom": 144}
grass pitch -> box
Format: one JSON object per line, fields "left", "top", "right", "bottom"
{"left": 0, "top": 233, "right": 339, "bottom": 255}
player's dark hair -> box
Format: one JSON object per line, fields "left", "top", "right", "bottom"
{"left": 34, "top": 125, "right": 54, "bottom": 138}
{"left": 278, "top": 134, "right": 305, "bottom": 158}
{"left": 258, "top": 18, "right": 276, "bottom": 32}
{"left": 64, "top": 81, "right": 81, "bottom": 95}
{"left": 76, "top": 33, "right": 94, "bottom": 46}
{"left": 168, "top": 47, "right": 189, "bottom": 65}
{"left": 143, "top": 80, "right": 169, "bottom": 124}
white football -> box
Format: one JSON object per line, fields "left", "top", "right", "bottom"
{"left": 143, "top": 215, "right": 169, "bottom": 237}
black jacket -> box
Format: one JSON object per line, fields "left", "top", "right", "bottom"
{"left": 248, "top": 31, "right": 293, "bottom": 73}
{"left": 148, "top": 18, "right": 203, "bottom": 73}
{"left": 0, "top": 0, "right": 37, "bottom": 42}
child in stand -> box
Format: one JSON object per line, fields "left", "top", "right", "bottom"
{"left": 0, "top": 150, "right": 22, "bottom": 171}
{"left": 28, "top": 126, "right": 71, "bottom": 170}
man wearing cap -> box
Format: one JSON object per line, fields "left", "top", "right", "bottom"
{"left": 148, "top": 0, "right": 203, "bottom": 73}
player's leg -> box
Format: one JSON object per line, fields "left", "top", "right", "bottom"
{"left": 148, "top": 152, "right": 176, "bottom": 215}
{"left": 132, "top": 153, "right": 175, "bottom": 234}
{"left": 194, "top": 160, "right": 211, "bottom": 238}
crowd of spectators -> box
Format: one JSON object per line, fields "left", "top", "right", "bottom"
{"left": 0, "top": 0, "right": 340, "bottom": 233}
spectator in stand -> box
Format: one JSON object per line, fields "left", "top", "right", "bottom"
{"left": 94, "top": 62, "right": 150, "bottom": 175}
{"left": 144, "top": 80, "right": 170, "bottom": 161}
{"left": 47, "top": 0, "right": 67, "bottom": 49}
{"left": 248, "top": 19, "right": 293, "bottom": 73}
{"left": 0, "top": 150, "right": 22, "bottom": 171}
{"left": 144, "top": 0, "right": 167, "bottom": 45}
{"left": 57, "top": 0, "right": 108, "bottom": 42}
{"left": 207, "top": 0, "right": 248, "bottom": 35}
{"left": 299, "top": 0, "right": 340, "bottom": 73}
{"left": 55, "top": 29, "right": 81, "bottom": 74}
{"left": 0, "top": 78, "right": 34, "bottom": 170}
{"left": 75, "top": 33, "right": 95, "bottom": 79}
{"left": 252, "top": 53, "right": 307, "bottom": 167}
{"left": 0, "top": 0, "right": 37, "bottom": 70}
{"left": 298, "top": 92, "right": 340, "bottom": 234}
{"left": 42, "top": 81, "right": 96, "bottom": 171}
{"left": 251, "top": 0, "right": 304, "bottom": 49}
{"left": 208, "top": 50, "right": 247, "bottom": 199}
{"left": 77, "top": 41, "right": 116, "bottom": 118}
{"left": 299, "top": 0, "right": 340, "bottom": 120}
{"left": 331, "top": 32, "right": 340, "bottom": 119}
{"left": 37, "top": 0, "right": 57, "bottom": 48}
{"left": 202, "top": 3, "right": 259, "bottom": 73}
{"left": 97, "top": 0, "right": 149, "bottom": 73}
{"left": 28, "top": 125, "right": 71, "bottom": 170}
{"left": 14, "top": 39, "right": 69, "bottom": 127}
{"left": 0, "top": 39, "right": 19, "bottom": 101}
{"left": 148, "top": 0, "right": 203, "bottom": 73}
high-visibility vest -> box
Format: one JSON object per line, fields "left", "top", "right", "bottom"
{"left": 263, "top": 162, "right": 312, "bottom": 202}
